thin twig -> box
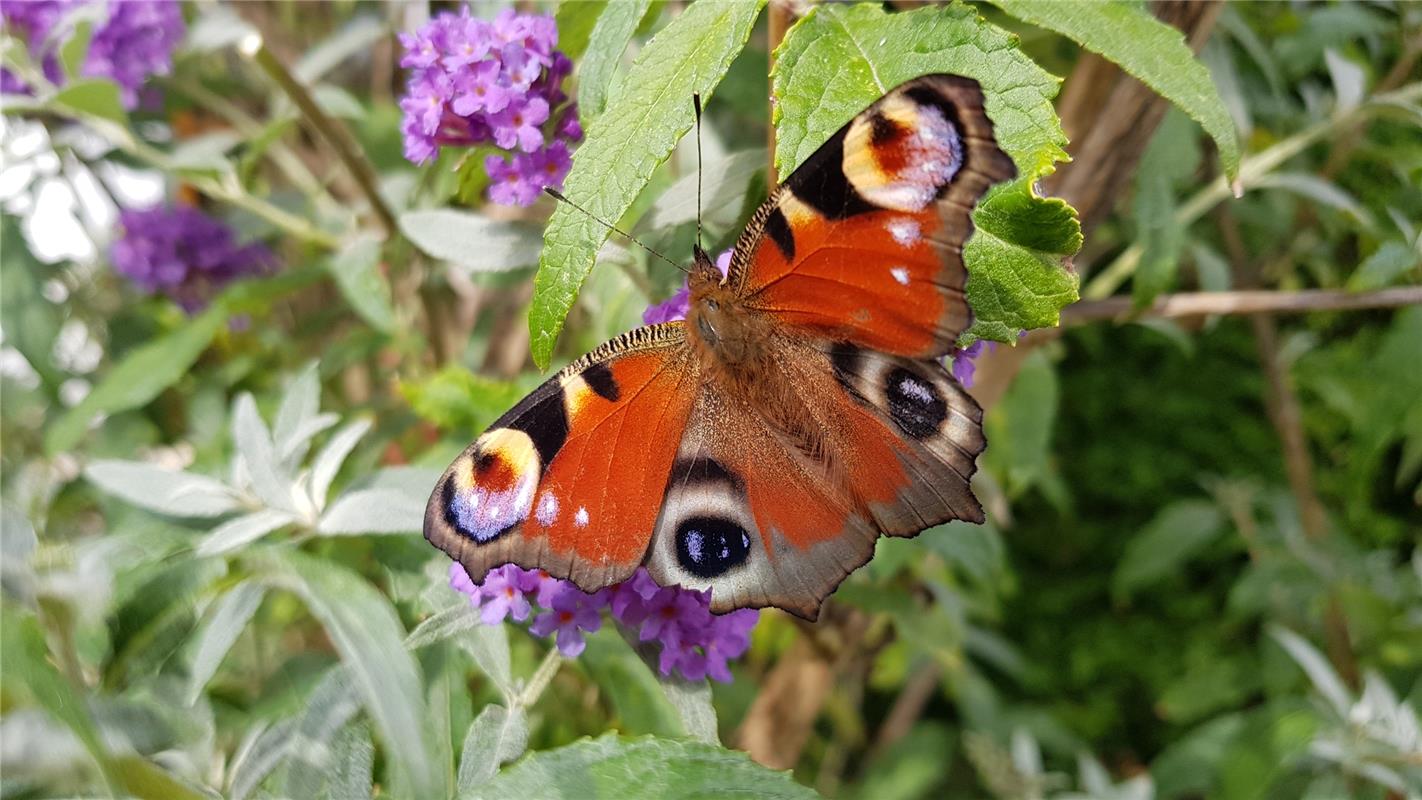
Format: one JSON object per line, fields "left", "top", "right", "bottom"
{"left": 1062, "top": 286, "right": 1422, "bottom": 325}
{"left": 1082, "top": 82, "right": 1422, "bottom": 300}
{"left": 241, "top": 34, "right": 399, "bottom": 239}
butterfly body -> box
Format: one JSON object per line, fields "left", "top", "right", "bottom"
{"left": 427, "top": 74, "right": 1016, "bottom": 619}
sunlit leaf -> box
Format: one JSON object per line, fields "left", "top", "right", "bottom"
{"left": 195, "top": 509, "right": 297, "bottom": 557}
{"left": 531, "top": 0, "right": 766, "bottom": 368}
{"left": 85, "top": 461, "right": 241, "bottom": 518}
{"left": 990, "top": 0, "right": 1240, "bottom": 181}
{"left": 578, "top": 0, "right": 654, "bottom": 120}
{"left": 400, "top": 209, "right": 543, "bottom": 274}
{"left": 309, "top": 419, "right": 373, "bottom": 510}
{"left": 325, "top": 234, "right": 396, "bottom": 334}
{"left": 318, "top": 488, "right": 424, "bottom": 535}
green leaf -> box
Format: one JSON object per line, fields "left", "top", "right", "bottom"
{"left": 105, "top": 557, "right": 228, "bottom": 688}
{"left": 1112, "top": 500, "right": 1225, "bottom": 598}
{"left": 400, "top": 365, "right": 529, "bottom": 435}
{"left": 46, "top": 305, "right": 226, "bottom": 454}
{"left": 52, "top": 77, "right": 129, "bottom": 127}
{"left": 399, "top": 209, "right": 543, "bottom": 274}
{"left": 1133, "top": 109, "right": 1200, "bottom": 305}
{"left": 771, "top": 3, "right": 1080, "bottom": 343}
{"left": 325, "top": 234, "right": 396, "bottom": 333}
{"left": 246, "top": 547, "right": 442, "bottom": 799}
{"left": 578, "top": 0, "right": 654, "bottom": 120}
{"left": 321, "top": 724, "right": 376, "bottom": 800}
{"left": 579, "top": 630, "right": 685, "bottom": 737}
{"left": 990, "top": 0, "right": 1241, "bottom": 182}
{"left": 294, "top": 16, "right": 386, "bottom": 84}
{"left": 531, "top": 0, "right": 766, "bottom": 368}
{"left": 186, "top": 581, "right": 267, "bottom": 704}
{"left": 456, "top": 703, "right": 530, "bottom": 795}
{"left": 1348, "top": 240, "right": 1420, "bottom": 291}
{"left": 464, "top": 734, "right": 820, "bottom": 800}
{"left": 983, "top": 350, "right": 1058, "bottom": 496}
{"left": 555, "top": 1, "right": 608, "bottom": 61}
{"left": 85, "top": 460, "right": 241, "bottom": 518}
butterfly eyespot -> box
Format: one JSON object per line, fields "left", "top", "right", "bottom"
{"left": 675, "top": 516, "right": 751, "bottom": 578}
{"left": 885, "top": 367, "right": 948, "bottom": 440}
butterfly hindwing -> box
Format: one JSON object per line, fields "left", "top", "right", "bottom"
{"left": 729, "top": 74, "right": 1016, "bottom": 358}
{"left": 643, "top": 338, "right": 983, "bottom": 619}
{"left": 425, "top": 324, "right": 700, "bottom": 589}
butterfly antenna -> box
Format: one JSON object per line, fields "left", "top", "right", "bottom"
{"left": 693, "top": 93, "right": 704, "bottom": 252}
{"left": 543, "top": 188, "right": 688, "bottom": 274}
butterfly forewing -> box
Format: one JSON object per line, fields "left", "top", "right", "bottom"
{"left": 729, "top": 74, "right": 1016, "bottom": 358}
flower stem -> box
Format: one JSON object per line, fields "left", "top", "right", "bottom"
{"left": 240, "top": 33, "right": 399, "bottom": 240}
{"left": 518, "top": 645, "right": 564, "bottom": 707}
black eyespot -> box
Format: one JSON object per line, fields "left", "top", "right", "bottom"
{"left": 675, "top": 516, "right": 751, "bottom": 578}
{"left": 885, "top": 367, "right": 947, "bottom": 439}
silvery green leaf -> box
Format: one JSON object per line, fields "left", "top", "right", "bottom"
{"left": 233, "top": 393, "right": 295, "bottom": 512}
{"left": 405, "top": 602, "right": 481, "bottom": 650}
{"left": 1269, "top": 626, "right": 1352, "bottom": 719}
{"left": 186, "top": 580, "right": 266, "bottom": 704}
{"left": 322, "top": 724, "right": 375, "bottom": 800}
{"left": 645, "top": 149, "right": 767, "bottom": 232}
{"left": 273, "top": 363, "right": 320, "bottom": 460}
{"left": 185, "top": 6, "right": 257, "bottom": 52}
{"left": 195, "top": 509, "right": 297, "bottom": 557}
{"left": 295, "top": 16, "right": 386, "bottom": 83}
{"left": 85, "top": 460, "right": 241, "bottom": 518}
{"left": 658, "top": 678, "right": 718, "bottom": 745}
{"left": 278, "top": 668, "right": 364, "bottom": 799}
{"left": 458, "top": 623, "right": 513, "bottom": 701}
{"left": 309, "top": 419, "right": 372, "bottom": 510}
{"left": 358, "top": 465, "right": 443, "bottom": 497}
{"left": 169, "top": 131, "right": 243, "bottom": 171}
{"left": 280, "top": 413, "right": 341, "bottom": 469}
{"left": 229, "top": 719, "right": 296, "bottom": 800}
{"left": 1010, "top": 729, "right": 1043, "bottom": 778}
{"left": 247, "top": 548, "right": 442, "bottom": 798}
{"left": 1, "top": 505, "right": 37, "bottom": 602}
{"left": 1324, "top": 48, "right": 1366, "bottom": 113}
{"left": 318, "top": 488, "right": 423, "bottom": 535}
{"left": 399, "top": 210, "right": 543, "bottom": 274}
{"left": 1251, "top": 172, "right": 1375, "bottom": 231}
{"left": 456, "top": 704, "right": 529, "bottom": 795}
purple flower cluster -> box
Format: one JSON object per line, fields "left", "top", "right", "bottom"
{"left": 0, "top": 0, "right": 183, "bottom": 108}
{"left": 643, "top": 249, "right": 733, "bottom": 325}
{"left": 398, "top": 8, "right": 581, "bottom": 207}
{"left": 450, "top": 562, "right": 759, "bottom": 683}
{"left": 110, "top": 205, "right": 274, "bottom": 312}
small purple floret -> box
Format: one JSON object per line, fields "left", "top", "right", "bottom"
{"left": 448, "top": 564, "right": 759, "bottom": 682}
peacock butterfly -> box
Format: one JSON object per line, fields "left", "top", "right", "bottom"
{"left": 425, "top": 74, "right": 1016, "bottom": 620}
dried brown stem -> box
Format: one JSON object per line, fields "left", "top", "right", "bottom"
{"left": 243, "top": 36, "right": 399, "bottom": 240}
{"left": 1061, "top": 286, "right": 1422, "bottom": 325}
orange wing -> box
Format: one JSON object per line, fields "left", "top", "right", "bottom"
{"left": 643, "top": 338, "right": 984, "bottom": 619}
{"left": 727, "top": 74, "right": 1015, "bottom": 357}
{"left": 424, "top": 325, "right": 699, "bottom": 590}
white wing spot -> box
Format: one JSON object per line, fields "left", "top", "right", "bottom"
{"left": 575, "top": 507, "right": 589, "bottom": 527}
{"left": 899, "top": 375, "right": 935, "bottom": 405}
{"left": 536, "top": 491, "right": 559, "bottom": 526}
{"left": 890, "top": 267, "right": 911, "bottom": 285}
{"left": 888, "top": 219, "right": 920, "bottom": 246}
